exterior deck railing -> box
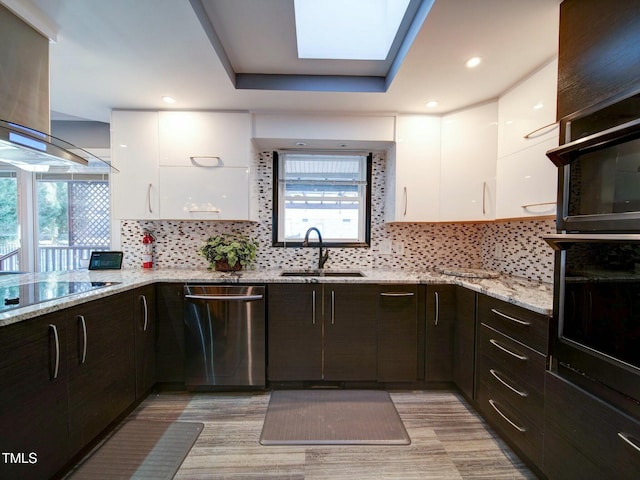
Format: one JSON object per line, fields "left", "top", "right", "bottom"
{"left": 0, "top": 246, "right": 109, "bottom": 272}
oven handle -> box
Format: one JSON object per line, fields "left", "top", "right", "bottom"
{"left": 185, "top": 294, "right": 263, "bottom": 302}
{"left": 618, "top": 432, "right": 640, "bottom": 454}
{"left": 546, "top": 117, "right": 640, "bottom": 167}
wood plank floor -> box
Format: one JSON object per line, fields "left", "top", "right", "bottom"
{"left": 101, "top": 390, "right": 538, "bottom": 479}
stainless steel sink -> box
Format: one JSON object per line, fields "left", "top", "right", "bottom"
{"left": 280, "top": 269, "right": 365, "bottom": 277}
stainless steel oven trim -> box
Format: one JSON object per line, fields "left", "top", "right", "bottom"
{"left": 543, "top": 233, "right": 640, "bottom": 249}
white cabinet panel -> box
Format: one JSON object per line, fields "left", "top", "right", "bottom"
{"left": 498, "top": 59, "right": 558, "bottom": 158}
{"left": 110, "top": 111, "right": 159, "bottom": 220}
{"left": 158, "top": 166, "right": 251, "bottom": 220}
{"left": 496, "top": 137, "right": 558, "bottom": 219}
{"left": 253, "top": 113, "right": 395, "bottom": 142}
{"left": 440, "top": 102, "right": 498, "bottom": 221}
{"left": 387, "top": 115, "right": 441, "bottom": 222}
{"left": 159, "top": 111, "right": 251, "bottom": 167}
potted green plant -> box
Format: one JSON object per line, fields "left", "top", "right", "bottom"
{"left": 198, "top": 232, "right": 258, "bottom": 271}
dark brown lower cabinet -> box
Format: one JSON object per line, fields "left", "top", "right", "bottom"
{"left": 66, "top": 291, "right": 136, "bottom": 457}
{"left": 324, "top": 284, "right": 378, "bottom": 381}
{"left": 0, "top": 311, "right": 69, "bottom": 480}
{"left": 134, "top": 284, "right": 157, "bottom": 398}
{"left": 425, "top": 285, "right": 455, "bottom": 382}
{"left": 268, "top": 283, "right": 378, "bottom": 381}
{"left": 544, "top": 371, "right": 640, "bottom": 480}
{"left": 476, "top": 295, "right": 549, "bottom": 470}
{"left": 377, "top": 285, "right": 418, "bottom": 382}
{"left": 155, "top": 283, "right": 185, "bottom": 384}
{"left": 0, "top": 290, "right": 148, "bottom": 478}
{"left": 268, "top": 283, "right": 322, "bottom": 381}
{"left": 453, "top": 286, "right": 476, "bottom": 400}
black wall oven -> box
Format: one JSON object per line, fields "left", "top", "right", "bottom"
{"left": 547, "top": 90, "right": 640, "bottom": 233}
{"left": 546, "top": 89, "right": 640, "bottom": 413}
{"left": 545, "top": 234, "right": 640, "bottom": 408}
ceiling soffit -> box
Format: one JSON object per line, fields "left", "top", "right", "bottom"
{"left": 189, "top": 0, "right": 433, "bottom": 93}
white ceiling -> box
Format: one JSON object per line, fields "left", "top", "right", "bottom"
{"left": 12, "top": 0, "right": 560, "bottom": 123}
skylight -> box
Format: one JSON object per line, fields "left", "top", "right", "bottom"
{"left": 294, "top": 0, "right": 411, "bottom": 60}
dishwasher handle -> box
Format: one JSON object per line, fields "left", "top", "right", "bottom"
{"left": 185, "top": 294, "right": 264, "bottom": 302}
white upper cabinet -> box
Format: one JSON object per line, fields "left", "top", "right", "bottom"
{"left": 496, "top": 59, "right": 559, "bottom": 219}
{"left": 496, "top": 137, "right": 558, "bottom": 219}
{"left": 158, "top": 111, "right": 251, "bottom": 167}
{"left": 440, "top": 102, "right": 498, "bottom": 221}
{"left": 497, "top": 59, "right": 559, "bottom": 158}
{"left": 158, "top": 166, "right": 251, "bottom": 220}
{"left": 110, "top": 111, "right": 160, "bottom": 220}
{"left": 111, "top": 110, "right": 254, "bottom": 221}
{"left": 386, "top": 115, "right": 441, "bottom": 222}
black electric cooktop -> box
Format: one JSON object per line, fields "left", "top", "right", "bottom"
{"left": 1, "top": 281, "right": 120, "bottom": 313}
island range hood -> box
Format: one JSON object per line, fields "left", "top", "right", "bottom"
{"left": 0, "top": 3, "right": 112, "bottom": 173}
{"left": 0, "top": 119, "right": 91, "bottom": 172}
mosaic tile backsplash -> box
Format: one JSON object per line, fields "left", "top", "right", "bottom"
{"left": 119, "top": 152, "right": 555, "bottom": 283}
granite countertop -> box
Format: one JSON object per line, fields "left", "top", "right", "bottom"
{"left": 0, "top": 267, "right": 553, "bottom": 327}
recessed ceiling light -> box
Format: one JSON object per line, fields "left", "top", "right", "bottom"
{"left": 465, "top": 56, "right": 482, "bottom": 69}
{"left": 162, "top": 96, "right": 176, "bottom": 104}
{"left": 533, "top": 102, "right": 544, "bottom": 110}
{"left": 425, "top": 100, "right": 439, "bottom": 108}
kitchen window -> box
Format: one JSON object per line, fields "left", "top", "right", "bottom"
{"left": 0, "top": 166, "right": 110, "bottom": 273}
{"left": 36, "top": 172, "right": 110, "bottom": 271}
{"left": 273, "top": 151, "right": 372, "bottom": 247}
{"left": 0, "top": 169, "right": 19, "bottom": 271}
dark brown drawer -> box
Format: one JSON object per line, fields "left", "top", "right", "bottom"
{"left": 545, "top": 372, "right": 640, "bottom": 480}
{"left": 477, "top": 381, "right": 543, "bottom": 467}
{"left": 478, "top": 354, "right": 544, "bottom": 427}
{"left": 544, "top": 422, "right": 606, "bottom": 480}
{"left": 478, "top": 295, "right": 549, "bottom": 354}
{"left": 479, "top": 323, "right": 546, "bottom": 396}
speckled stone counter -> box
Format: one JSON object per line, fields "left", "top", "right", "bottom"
{"left": 0, "top": 267, "right": 553, "bottom": 327}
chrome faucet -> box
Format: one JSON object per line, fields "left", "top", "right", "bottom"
{"left": 302, "top": 227, "right": 329, "bottom": 269}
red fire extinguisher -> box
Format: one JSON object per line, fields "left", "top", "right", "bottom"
{"left": 142, "top": 231, "right": 155, "bottom": 269}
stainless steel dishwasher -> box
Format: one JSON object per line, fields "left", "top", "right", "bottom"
{"left": 184, "top": 285, "right": 266, "bottom": 389}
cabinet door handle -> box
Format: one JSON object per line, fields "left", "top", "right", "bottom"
{"left": 312, "top": 290, "right": 316, "bottom": 325}
{"left": 380, "top": 292, "right": 415, "bottom": 297}
{"left": 488, "top": 399, "right": 527, "bottom": 433}
{"left": 489, "top": 338, "right": 528, "bottom": 361}
{"left": 188, "top": 208, "right": 221, "bottom": 213}
{"left": 489, "top": 369, "right": 528, "bottom": 397}
{"left": 482, "top": 181, "right": 487, "bottom": 215}
{"left": 434, "top": 291, "right": 440, "bottom": 326}
{"left": 490, "top": 308, "right": 531, "bottom": 326}
{"left": 523, "top": 121, "right": 558, "bottom": 139}
{"left": 521, "top": 201, "right": 556, "bottom": 209}
{"left": 403, "top": 186, "right": 408, "bottom": 216}
{"left": 618, "top": 432, "right": 640, "bottom": 454}
{"left": 49, "top": 324, "right": 60, "bottom": 380}
{"left": 140, "top": 295, "right": 148, "bottom": 331}
{"left": 331, "top": 290, "right": 335, "bottom": 325}
{"left": 78, "top": 315, "right": 87, "bottom": 364}
{"left": 189, "top": 156, "right": 223, "bottom": 167}
{"left": 147, "top": 183, "right": 153, "bottom": 214}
